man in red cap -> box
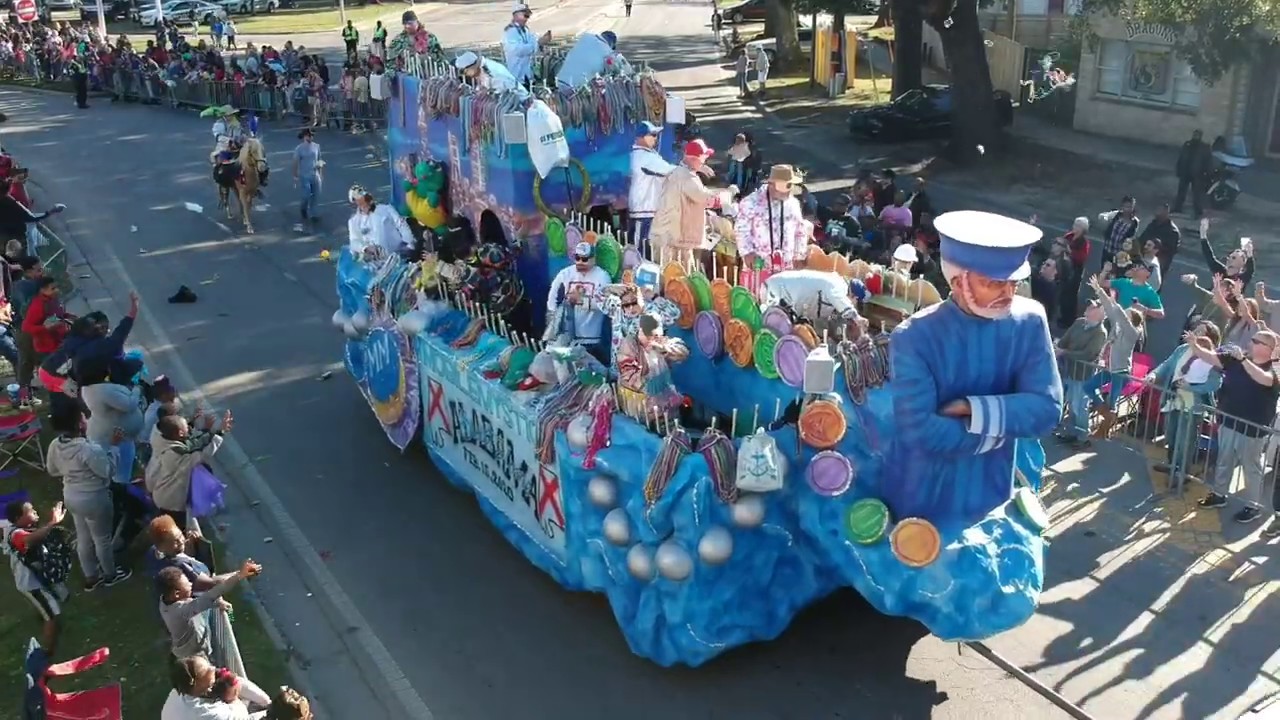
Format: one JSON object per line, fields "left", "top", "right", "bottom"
{"left": 648, "top": 139, "right": 735, "bottom": 267}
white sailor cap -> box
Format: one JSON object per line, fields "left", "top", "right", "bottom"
{"left": 454, "top": 51, "right": 481, "bottom": 70}
{"left": 892, "top": 243, "right": 918, "bottom": 264}
{"left": 934, "top": 210, "right": 1042, "bottom": 281}
{"left": 511, "top": 1, "right": 531, "bottom": 14}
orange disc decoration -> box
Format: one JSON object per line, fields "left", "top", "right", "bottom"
{"left": 798, "top": 398, "right": 847, "bottom": 450}
{"left": 793, "top": 323, "right": 819, "bottom": 349}
{"left": 890, "top": 518, "right": 942, "bottom": 568}
{"left": 583, "top": 230, "right": 599, "bottom": 246}
{"left": 665, "top": 278, "right": 697, "bottom": 330}
{"left": 711, "top": 278, "right": 733, "bottom": 322}
{"left": 662, "top": 261, "right": 686, "bottom": 285}
{"left": 724, "top": 318, "right": 755, "bottom": 368}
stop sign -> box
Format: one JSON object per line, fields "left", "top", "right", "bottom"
{"left": 14, "top": 0, "right": 37, "bottom": 23}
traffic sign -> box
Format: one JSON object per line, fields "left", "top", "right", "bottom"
{"left": 14, "top": 0, "right": 37, "bottom": 23}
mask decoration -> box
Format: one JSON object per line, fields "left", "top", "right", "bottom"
{"left": 401, "top": 159, "right": 448, "bottom": 234}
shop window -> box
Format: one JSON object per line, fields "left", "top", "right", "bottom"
{"left": 1095, "top": 39, "right": 1201, "bottom": 109}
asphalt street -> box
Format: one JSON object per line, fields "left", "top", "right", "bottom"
{"left": 0, "top": 2, "right": 1092, "bottom": 717}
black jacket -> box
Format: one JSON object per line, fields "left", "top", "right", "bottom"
{"left": 1176, "top": 139, "right": 1212, "bottom": 180}
{"left": 0, "top": 194, "right": 46, "bottom": 242}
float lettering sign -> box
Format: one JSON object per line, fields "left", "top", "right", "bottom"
{"left": 349, "top": 323, "right": 420, "bottom": 451}
{"left": 421, "top": 340, "right": 567, "bottom": 558}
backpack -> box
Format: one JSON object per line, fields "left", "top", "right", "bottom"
{"left": 736, "top": 429, "right": 785, "bottom": 493}
{"left": 4, "top": 524, "right": 74, "bottom": 590}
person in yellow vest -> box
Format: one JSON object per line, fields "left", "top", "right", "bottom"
{"left": 341, "top": 20, "right": 359, "bottom": 59}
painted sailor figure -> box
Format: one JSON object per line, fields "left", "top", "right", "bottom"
{"left": 887, "top": 211, "right": 1063, "bottom": 525}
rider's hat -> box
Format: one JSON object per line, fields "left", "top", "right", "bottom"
{"left": 298, "top": 128, "right": 314, "bottom": 139}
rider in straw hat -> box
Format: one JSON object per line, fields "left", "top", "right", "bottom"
{"left": 733, "top": 164, "right": 809, "bottom": 288}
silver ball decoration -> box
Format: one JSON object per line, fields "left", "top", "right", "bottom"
{"left": 602, "top": 508, "right": 631, "bottom": 546}
{"left": 697, "top": 526, "right": 734, "bottom": 565}
{"left": 396, "top": 310, "right": 429, "bottom": 337}
{"left": 565, "top": 414, "right": 593, "bottom": 452}
{"left": 332, "top": 309, "right": 350, "bottom": 330}
{"left": 730, "top": 494, "right": 767, "bottom": 529}
{"left": 587, "top": 475, "right": 618, "bottom": 509}
{"left": 350, "top": 309, "right": 372, "bottom": 334}
{"left": 626, "top": 544, "right": 655, "bottom": 581}
{"left": 342, "top": 321, "right": 362, "bottom": 340}
{"left": 655, "top": 541, "right": 694, "bottom": 581}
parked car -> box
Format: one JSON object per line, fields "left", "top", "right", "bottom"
{"left": 134, "top": 0, "right": 225, "bottom": 25}
{"left": 720, "top": 0, "right": 766, "bottom": 24}
{"left": 81, "top": 0, "right": 131, "bottom": 21}
{"left": 741, "top": 28, "right": 814, "bottom": 64}
{"left": 217, "top": 0, "right": 277, "bottom": 14}
{"left": 847, "top": 85, "right": 1015, "bottom": 141}
{"left": 45, "top": 0, "right": 81, "bottom": 10}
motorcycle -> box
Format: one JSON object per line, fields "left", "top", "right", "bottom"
{"left": 1206, "top": 135, "right": 1254, "bottom": 210}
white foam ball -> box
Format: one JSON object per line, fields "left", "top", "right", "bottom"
{"left": 602, "top": 508, "right": 631, "bottom": 546}
{"left": 626, "top": 544, "right": 654, "bottom": 581}
{"left": 697, "top": 526, "right": 734, "bottom": 565}
{"left": 587, "top": 475, "right": 618, "bottom": 509}
{"left": 730, "top": 494, "right": 766, "bottom": 529}
{"left": 655, "top": 541, "right": 694, "bottom": 581}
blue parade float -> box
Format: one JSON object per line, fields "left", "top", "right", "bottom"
{"left": 333, "top": 53, "right": 1056, "bottom": 667}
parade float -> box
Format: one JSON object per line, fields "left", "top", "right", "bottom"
{"left": 334, "top": 33, "right": 1059, "bottom": 667}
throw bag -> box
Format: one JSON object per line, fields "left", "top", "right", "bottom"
{"left": 736, "top": 429, "right": 785, "bottom": 493}
{"left": 526, "top": 100, "right": 570, "bottom": 179}
{"left": 189, "top": 464, "right": 227, "bottom": 518}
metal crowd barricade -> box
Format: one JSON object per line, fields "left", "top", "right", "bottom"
{"left": 1057, "top": 355, "right": 1280, "bottom": 511}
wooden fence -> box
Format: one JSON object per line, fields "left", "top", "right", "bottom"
{"left": 983, "top": 29, "right": 1027, "bottom": 98}
{"left": 812, "top": 28, "right": 861, "bottom": 90}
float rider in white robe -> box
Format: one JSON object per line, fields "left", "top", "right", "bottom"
{"left": 501, "top": 1, "right": 551, "bottom": 86}
{"left": 347, "top": 185, "right": 417, "bottom": 262}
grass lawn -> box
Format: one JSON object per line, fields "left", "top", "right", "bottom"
{"left": 761, "top": 71, "right": 893, "bottom": 125}
{"left": 0, "top": 235, "right": 288, "bottom": 716}
{"left": 232, "top": 2, "right": 393, "bottom": 34}
{"left": 0, "top": 73, "right": 74, "bottom": 94}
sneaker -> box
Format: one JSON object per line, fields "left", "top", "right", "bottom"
{"left": 1263, "top": 518, "right": 1280, "bottom": 539}
{"left": 82, "top": 576, "right": 105, "bottom": 593}
{"left": 1197, "top": 492, "right": 1229, "bottom": 509}
{"left": 104, "top": 567, "right": 132, "bottom": 587}
{"left": 1235, "top": 506, "right": 1263, "bottom": 524}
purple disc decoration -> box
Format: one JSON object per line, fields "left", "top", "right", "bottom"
{"left": 565, "top": 223, "right": 584, "bottom": 257}
{"left": 762, "top": 306, "right": 793, "bottom": 336}
{"left": 774, "top": 334, "right": 809, "bottom": 388}
{"left": 622, "top": 246, "right": 643, "bottom": 270}
{"left": 806, "top": 451, "right": 854, "bottom": 497}
{"left": 694, "top": 311, "right": 724, "bottom": 359}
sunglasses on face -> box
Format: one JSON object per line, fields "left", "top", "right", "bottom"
{"left": 573, "top": 255, "right": 591, "bottom": 262}
{"left": 621, "top": 301, "right": 638, "bottom": 309}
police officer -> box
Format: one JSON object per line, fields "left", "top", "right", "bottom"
{"left": 69, "top": 56, "right": 89, "bottom": 110}
{"left": 342, "top": 20, "right": 359, "bottom": 59}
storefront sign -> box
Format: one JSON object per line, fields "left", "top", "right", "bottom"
{"left": 347, "top": 323, "right": 420, "bottom": 450}
{"left": 1125, "top": 21, "right": 1178, "bottom": 44}
{"left": 421, "top": 340, "right": 567, "bottom": 559}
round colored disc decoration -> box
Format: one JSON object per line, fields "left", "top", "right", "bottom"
{"left": 687, "top": 273, "right": 713, "bottom": 312}
{"left": 890, "top": 518, "right": 942, "bottom": 568}
{"left": 806, "top": 451, "right": 854, "bottom": 497}
{"left": 773, "top": 334, "right": 810, "bottom": 388}
{"left": 798, "top": 398, "right": 846, "bottom": 450}
{"left": 583, "top": 230, "right": 598, "bottom": 246}
{"left": 793, "top": 323, "right": 819, "bottom": 349}
{"left": 1014, "top": 486, "right": 1050, "bottom": 533}
{"left": 594, "top": 234, "right": 623, "bottom": 281}
{"left": 662, "top": 261, "right": 686, "bottom": 285}
{"left": 724, "top": 318, "right": 754, "bottom": 368}
{"left": 730, "top": 286, "right": 762, "bottom": 332}
{"left": 622, "top": 246, "right": 644, "bottom": 270}
{"left": 762, "top": 306, "right": 793, "bottom": 336}
{"left": 564, "top": 223, "right": 584, "bottom": 257}
{"left": 845, "top": 498, "right": 891, "bottom": 544}
{"left": 693, "top": 311, "right": 724, "bottom": 359}
{"left": 753, "top": 329, "right": 780, "bottom": 379}
{"left": 711, "top": 278, "right": 733, "bottom": 322}
{"left": 545, "top": 216, "right": 567, "bottom": 256}
{"left": 665, "top": 278, "right": 697, "bottom": 330}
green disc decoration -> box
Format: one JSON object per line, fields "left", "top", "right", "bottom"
{"left": 687, "top": 272, "right": 713, "bottom": 312}
{"left": 730, "top": 286, "right": 762, "bottom": 333}
{"left": 545, "top": 216, "right": 567, "bottom": 256}
{"left": 844, "top": 498, "right": 891, "bottom": 544}
{"left": 595, "top": 234, "right": 623, "bottom": 281}
{"left": 753, "top": 329, "right": 780, "bottom": 379}
{"left": 1013, "top": 486, "right": 1050, "bottom": 533}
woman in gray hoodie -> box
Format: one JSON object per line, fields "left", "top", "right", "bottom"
{"left": 1085, "top": 274, "right": 1147, "bottom": 439}
{"left": 45, "top": 409, "right": 132, "bottom": 590}
{"left": 76, "top": 358, "right": 145, "bottom": 485}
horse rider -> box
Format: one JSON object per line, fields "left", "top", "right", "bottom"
{"left": 213, "top": 136, "right": 243, "bottom": 187}
{"left": 209, "top": 106, "right": 243, "bottom": 165}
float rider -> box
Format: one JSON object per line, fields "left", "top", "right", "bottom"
{"left": 453, "top": 51, "right": 525, "bottom": 95}
{"left": 212, "top": 137, "right": 243, "bottom": 187}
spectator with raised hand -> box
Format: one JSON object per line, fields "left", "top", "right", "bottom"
{"left": 159, "top": 556, "right": 262, "bottom": 661}
{"left": 146, "top": 409, "right": 232, "bottom": 531}
{"left": 266, "top": 688, "right": 313, "bottom": 720}
{"left": 21, "top": 276, "right": 75, "bottom": 407}
{"left": 161, "top": 655, "right": 272, "bottom": 720}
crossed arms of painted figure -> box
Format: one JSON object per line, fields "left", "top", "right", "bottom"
{"left": 891, "top": 310, "right": 1063, "bottom": 457}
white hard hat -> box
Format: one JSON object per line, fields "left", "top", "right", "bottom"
{"left": 511, "top": 1, "right": 531, "bottom": 13}
{"left": 892, "top": 243, "right": 918, "bottom": 264}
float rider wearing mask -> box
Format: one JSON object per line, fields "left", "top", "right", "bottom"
{"left": 502, "top": 2, "right": 551, "bottom": 86}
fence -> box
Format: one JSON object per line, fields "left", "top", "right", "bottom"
{"left": 1058, "top": 355, "right": 1280, "bottom": 516}
{"left": 983, "top": 29, "right": 1027, "bottom": 99}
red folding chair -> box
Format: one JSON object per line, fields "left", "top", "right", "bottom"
{"left": 24, "top": 639, "right": 122, "bottom": 720}
{"left": 0, "top": 410, "right": 43, "bottom": 474}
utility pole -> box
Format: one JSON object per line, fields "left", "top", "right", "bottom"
{"left": 95, "top": 0, "right": 105, "bottom": 38}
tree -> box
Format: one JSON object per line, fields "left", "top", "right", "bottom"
{"left": 892, "top": 0, "right": 924, "bottom": 94}
{"left": 764, "top": 0, "right": 805, "bottom": 70}
{"left": 922, "top": 0, "right": 1001, "bottom": 162}
{"left": 1075, "top": 0, "right": 1280, "bottom": 82}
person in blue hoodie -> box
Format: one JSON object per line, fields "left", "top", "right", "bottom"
{"left": 42, "top": 292, "right": 139, "bottom": 391}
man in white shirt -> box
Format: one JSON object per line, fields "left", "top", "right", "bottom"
{"left": 454, "top": 50, "right": 526, "bottom": 95}
{"left": 501, "top": 2, "right": 550, "bottom": 85}
{"left": 547, "top": 241, "right": 612, "bottom": 360}
{"left": 347, "top": 186, "right": 416, "bottom": 260}
{"left": 627, "top": 121, "right": 674, "bottom": 245}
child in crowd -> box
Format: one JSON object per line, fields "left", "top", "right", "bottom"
{"left": 1083, "top": 274, "right": 1146, "bottom": 440}
{"left": 158, "top": 556, "right": 261, "bottom": 660}
{"left": 3, "top": 499, "right": 69, "bottom": 655}
{"left": 145, "top": 409, "right": 232, "bottom": 531}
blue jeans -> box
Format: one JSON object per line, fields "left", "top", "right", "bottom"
{"left": 0, "top": 331, "right": 18, "bottom": 368}
{"left": 1062, "top": 379, "right": 1090, "bottom": 437}
{"left": 25, "top": 223, "right": 40, "bottom": 256}
{"left": 113, "top": 440, "right": 136, "bottom": 485}
{"left": 1164, "top": 409, "right": 1201, "bottom": 478}
{"left": 728, "top": 159, "right": 747, "bottom": 190}
{"left": 299, "top": 175, "right": 319, "bottom": 220}
{"left": 1083, "top": 370, "right": 1126, "bottom": 410}
{"left": 736, "top": 71, "right": 748, "bottom": 95}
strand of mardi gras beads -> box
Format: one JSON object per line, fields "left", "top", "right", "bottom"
{"left": 582, "top": 386, "right": 615, "bottom": 471}
{"left": 697, "top": 429, "right": 739, "bottom": 504}
{"left": 536, "top": 381, "right": 596, "bottom": 463}
{"left": 644, "top": 427, "right": 692, "bottom": 507}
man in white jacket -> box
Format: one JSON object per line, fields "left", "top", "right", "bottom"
{"left": 627, "top": 121, "right": 674, "bottom": 245}
{"left": 546, "top": 241, "right": 612, "bottom": 359}
{"left": 501, "top": 2, "right": 550, "bottom": 86}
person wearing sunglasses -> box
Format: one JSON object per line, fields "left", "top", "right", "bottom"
{"left": 546, "top": 242, "right": 611, "bottom": 363}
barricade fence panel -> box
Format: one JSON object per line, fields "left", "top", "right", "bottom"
{"left": 1058, "top": 355, "right": 1280, "bottom": 512}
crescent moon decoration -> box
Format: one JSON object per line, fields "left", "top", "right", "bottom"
{"left": 355, "top": 322, "right": 421, "bottom": 450}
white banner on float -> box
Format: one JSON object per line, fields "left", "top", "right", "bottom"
{"left": 420, "top": 339, "right": 568, "bottom": 560}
